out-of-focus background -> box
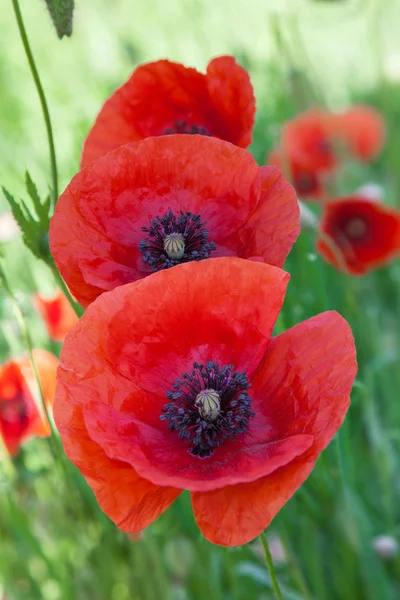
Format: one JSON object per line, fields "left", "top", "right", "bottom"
{"left": 1, "top": 0, "right": 400, "bottom": 598}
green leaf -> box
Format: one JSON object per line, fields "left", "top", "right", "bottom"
{"left": 45, "top": 0, "right": 75, "bottom": 39}
{"left": 25, "top": 171, "right": 48, "bottom": 223}
{"left": 2, "top": 186, "right": 42, "bottom": 260}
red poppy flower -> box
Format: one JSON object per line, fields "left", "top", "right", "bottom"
{"left": 336, "top": 106, "right": 386, "bottom": 161}
{"left": 0, "top": 350, "right": 58, "bottom": 456}
{"left": 50, "top": 135, "right": 299, "bottom": 307}
{"left": 280, "top": 106, "right": 385, "bottom": 175}
{"left": 54, "top": 257, "right": 357, "bottom": 546}
{"left": 81, "top": 56, "right": 255, "bottom": 167}
{"left": 317, "top": 195, "right": 400, "bottom": 274}
{"left": 268, "top": 148, "right": 325, "bottom": 200}
{"left": 33, "top": 289, "right": 78, "bottom": 342}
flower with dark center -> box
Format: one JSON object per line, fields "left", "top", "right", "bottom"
{"left": 50, "top": 135, "right": 299, "bottom": 307}
{"left": 268, "top": 107, "right": 385, "bottom": 203}
{"left": 282, "top": 107, "right": 385, "bottom": 172}
{"left": 317, "top": 195, "right": 400, "bottom": 274}
{"left": 81, "top": 56, "right": 255, "bottom": 167}
{"left": 139, "top": 210, "right": 216, "bottom": 272}
{"left": 0, "top": 350, "right": 58, "bottom": 456}
{"left": 55, "top": 257, "right": 356, "bottom": 546}
{"left": 161, "top": 362, "right": 254, "bottom": 458}
{"left": 268, "top": 149, "right": 324, "bottom": 201}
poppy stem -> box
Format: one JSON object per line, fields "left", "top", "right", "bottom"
{"left": 11, "top": 0, "right": 58, "bottom": 207}
{"left": 259, "top": 531, "right": 284, "bottom": 600}
{"left": 0, "top": 263, "right": 75, "bottom": 493}
{"left": 48, "top": 258, "right": 85, "bottom": 317}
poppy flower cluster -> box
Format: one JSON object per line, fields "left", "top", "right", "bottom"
{"left": 268, "top": 105, "right": 400, "bottom": 274}
{"left": 268, "top": 106, "right": 385, "bottom": 202}
{"left": 49, "top": 55, "right": 357, "bottom": 546}
{"left": 0, "top": 350, "right": 58, "bottom": 456}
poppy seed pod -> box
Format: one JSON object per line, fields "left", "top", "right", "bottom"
{"left": 45, "top": 0, "right": 74, "bottom": 39}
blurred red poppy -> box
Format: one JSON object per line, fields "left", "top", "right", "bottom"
{"left": 54, "top": 257, "right": 356, "bottom": 546}
{"left": 50, "top": 135, "right": 299, "bottom": 307}
{"left": 317, "top": 196, "right": 400, "bottom": 274}
{"left": 271, "top": 106, "right": 385, "bottom": 200}
{"left": 33, "top": 289, "right": 78, "bottom": 342}
{"left": 81, "top": 56, "right": 255, "bottom": 167}
{"left": 268, "top": 148, "right": 325, "bottom": 200}
{"left": 0, "top": 350, "right": 58, "bottom": 456}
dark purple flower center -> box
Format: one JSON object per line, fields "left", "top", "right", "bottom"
{"left": 343, "top": 217, "right": 368, "bottom": 241}
{"left": 163, "top": 120, "right": 213, "bottom": 136}
{"left": 139, "top": 210, "right": 216, "bottom": 272}
{"left": 160, "top": 362, "right": 255, "bottom": 459}
{"left": 296, "top": 172, "right": 317, "bottom": 195}
{"left": 0, "top": 397, "right": 29, "bottom": 436}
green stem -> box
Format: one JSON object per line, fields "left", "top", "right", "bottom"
{"left": 48, "top": 258, "right": 85, "bottom": 317}
{"left": 0, "top": 263, "right": 55, "bottom": 438}
{"left": 0, "top": 263, "right": 79, "bottom": 508}
{"left": 260, "top": 531, "right": 284, "bottom": 600}
{"left": 11, "top": 0, "right": 58, "bottom": 207}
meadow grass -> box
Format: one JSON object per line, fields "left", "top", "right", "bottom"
{"left": 1, "top": 0, "right": 400, "bottom": 598}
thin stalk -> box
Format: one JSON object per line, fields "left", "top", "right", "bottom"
{"left": 48, "top": 258, "right": 84, "bottom": 317}
{"left": 11, "top": 0, "right": 58, "bottom": 206}
{"left": 259, "top": 531, "right": 284, "bottom": 600}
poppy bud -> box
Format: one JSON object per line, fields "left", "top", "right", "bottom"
{"left": 45, "top": 0, "right": 74, "bottom": 39}
{"left": 195, "top": 389, "right": 221, "bottom": 421}
{"left": 163, "top": 233, "right": 185, "bottom": 259}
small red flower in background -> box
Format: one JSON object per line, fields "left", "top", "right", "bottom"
{"left": 81, "top": 56, "right": 255, "bottom": 167}
{"left": 50, "top": 135, "right": 299, "bottom": 307}
{"left": 317, "top": 196, "right": 400, "bottom": 274}
{"left": 0, "top": 350, "right": 58, "bottom": 456}
{"left": 268, "top": 148, "right": 325, "bottom": 200}
{"left": 33, "top": 289, "right": 78, "bottom": 342}
{"left": 269, "top": 106, "right": 385, "bottom": 200}
{"left": 54, "top": 257, "right": 356, "bottom": 546}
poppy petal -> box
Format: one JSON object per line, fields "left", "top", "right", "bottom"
{"left": 206, "top": 56, "right": 255, "bottom": 148}
{"left": 81, "top": 57, "right": 255, "bottom": 167}
{"left": 83, "top": 399, "right": 314, "bottom": 491}
{"left": 192, "top": 311, "right": 356, "bottom": 546}
{"left": 55, "top": 384, "right": 181, "bottom": 532}
{"left": 339, "top": 105, "right": 385, "bottom": 161}
{"left": 33, "top": 290, "right": 78, "bottom": 342}
{"left": 223, "top": 166, "right": 299, "bottom": 266}
{"left": 106, "top": 258, "right": 289, "bottom": 397}
{"left": 192, "top": 460, "right": 315, "bottom": 547}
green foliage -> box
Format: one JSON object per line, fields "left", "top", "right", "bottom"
{"left": 45, "top": 0, "right": 74, "bottom": 39}
{"left": 2, "top": 173, "right": 51, "bottom": 262}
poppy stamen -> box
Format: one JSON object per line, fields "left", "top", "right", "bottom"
{"left": 161, "top": 362, "right": 255, "bottom": 459}
{"left": 343, "top": 217, "right": 368, "bottom": 240}
{"left": 139, "top": 210, "right": 216, "bottom": 272}
{"left": 164, "top": 120, "right": 213, "bottom": 136}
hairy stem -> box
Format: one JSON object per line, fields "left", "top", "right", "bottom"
{"left": 11, "top": 0, "right": 59, "bottom": 207}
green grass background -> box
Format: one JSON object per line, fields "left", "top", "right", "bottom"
{"left": 1, "top": 0, "right": 400, "bottom": 598}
